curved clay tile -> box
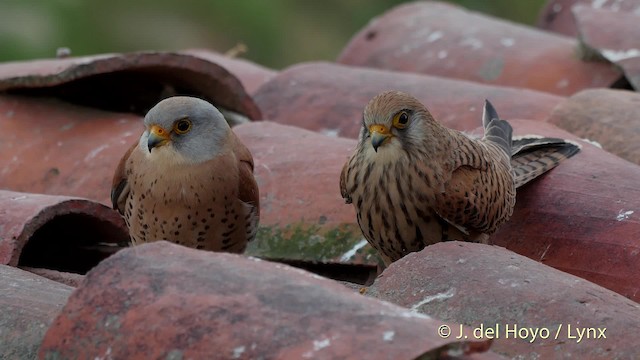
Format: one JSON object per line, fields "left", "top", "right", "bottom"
{"left": 252, "top": 62, "right": 564, "bottom": 138}
{"left": 366, "top": 241, "right": 640, "bottom": 358}
{"left": 234, "top": 121, "right": 382, "bottom": 268}
{"left": 0, "top": 265, "right": 73, "bottom": 360}
{"left": 39, "top": 241, "right": 500, "bottom": 359}
{"left": 546, "top": 88, "right": 640, "bottom": 165}
{"left": 572, "top": 5, "right": 640, "bottom": 90}
{"left": 0, "top": 190, "right": 128, "bottom": 272}
{"left": 182, "top": 48, "right": 277, "bottom": 94}
{"left": 491, "top": 119, "right": 640, "bottom": 301}
{"left": 0, "top": 50, "right": 262, "bottom": 119}
{"left": 0, "top": 95, "right": 142, "bottom": 204}
{"left": 337, "top": 1, "right": 621, "bottom": 96}
{"left": 537, "top": 0, "right": 640, "bottom": 37}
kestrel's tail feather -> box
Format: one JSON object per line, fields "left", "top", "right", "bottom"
{"left": 482, "top": 100, "right": 512, "bottom": 156}
{"left": 510, "top": 135, "right": 581, "bottom": 188}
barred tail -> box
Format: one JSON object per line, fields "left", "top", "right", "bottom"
{"left": 511, "top": 136, "right": 581, "bottom": 188}
{"left": 482, "top": 100, "right": 512, "bottom": 157}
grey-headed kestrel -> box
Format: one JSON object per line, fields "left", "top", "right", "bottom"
{"left": 340, "top": 91, "right": 580, "bottom": 265}
{"left": 111, "top": 96, "right": 259, "bottom": 253}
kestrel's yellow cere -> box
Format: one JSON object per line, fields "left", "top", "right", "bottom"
{"left": 340, "top": 91, "right": 579, "bottom": 265}
{"left": 111, "top": 96, "right": 259, "bottom": 253}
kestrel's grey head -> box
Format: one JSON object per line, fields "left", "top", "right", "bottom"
{"left": 140, "top": 96, "right": 231, "bottom": 164}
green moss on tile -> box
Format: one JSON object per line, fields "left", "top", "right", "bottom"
{"left": 246, "top": 222, "right": 380, "bottom": 264}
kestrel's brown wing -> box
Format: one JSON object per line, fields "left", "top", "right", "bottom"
{"left": 433, "top": 164, "right": 490, "bottom": 236}
{"left": 434, "top": 132, "right": 513, "bottom": 236}
{"left": 339, "top": 159, "right": 352, "bottom": 204}
{"left": 110, "top": 142, "right": 137, "bottom": 214}
{"left": 231, "top": 133, "right": 260, "bottom": 242}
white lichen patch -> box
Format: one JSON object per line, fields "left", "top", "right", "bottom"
{"left": 85, "top": 144, "right": 109, "bottom": 162}
{"left": 410, "top": 288, "right": 456, "bottom": 312}
{"left": 591, "top": 0, "right": 608, "bottom": 9}
{"left": 340, "top": 239, "right": 368, "bottom": 261}
{"left": 314, "top": 338, "right": 330, "bottom": 350}
{"left": 460, "top": 37, "right": 483, "bottom": 50}
{"left": 580, "top": 138, "right": 602, "bottom": 148}
{"left": 602, "top": 48, "right": 640, "bottom": 62}
{"left": 232, "top": 346, "right": 246, "bottom": 359}
{"left": 499, "top": 37, "right": 515, "bottom": 47}
{"left": 321, "top": 128, "right": 340, "bottom": 138}
{"left": 383, "top": 330, "right": 395, "bottom": 342}
{"left": 427, "top": 30, "right": 444, "bottom": 43}
{"left": 617, "top": 210, "right": 634, "bottom": 221}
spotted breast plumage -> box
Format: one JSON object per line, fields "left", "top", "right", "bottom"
{"left": 340, "top": 91, "right": 579, "bottom": 265}
{"left": 111, "top": 96, "right": 259, "bottom": 253}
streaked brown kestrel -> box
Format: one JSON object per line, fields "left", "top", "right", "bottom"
{"left": 340, "top": 91, "right": 579, "bottom": 265}
{"left": 111, "top": 96, "right": 259, "bottom": 253}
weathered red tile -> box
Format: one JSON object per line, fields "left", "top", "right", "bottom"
{"left": 234, "top": 121, "right": 381, "bottom": 266}
{"left": 490, "top": 119, "right": 640, "bottom": 301}
{"left": 0, "top": 265, "right": 73, "bottom": 360}
{"left": 546, "top": 88, "right": 640, "bottom": 165}
{"left": 537, "top": 0, "right": 640, "bottom": 37}
{"left": 0, "top": 189, "right": 128, "bottom": 272}
{"left": 0, "top": 51, "right": 262, "bottom": 119}
{"left": 0, "top": 95, "right": 142, "bottom": 204}
{"left": 573, "top": 5, "right": 640, "bottom": 90}
{"left": 337, "top": 2, "right": 621, "bottom": 96}
{"left": 39, "top": 241, "right": 499, "bottom": 359}
{"left": 235, "top": 121, "right": 354, "bottom": 228}
{"left": 366, "top": 241, "right": 640, "bottom": 358}
{"left": 252, "top": 62, "right": 563, "bottom": 138}
{"left": 21, "top": 267, "right": 85, "bottom": 287}
{"left": 183, "top": 48, "right": 278, "bottom": 94}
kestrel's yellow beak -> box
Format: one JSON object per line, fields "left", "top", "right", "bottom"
{"left": 147, "top": 125, "right": 171, "bottom": 151}
{"left": 369, "top": 124, "right": 392, "bottom": 152}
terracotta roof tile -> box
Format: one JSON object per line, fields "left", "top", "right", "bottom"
{"left": 537, "top": 0, "right": 640, "bottom": 37}
{"left": 253, "top": 62, "right": 563, "bottom": 138}
{"left": 490, "top": 119, "right": 640, "bottom": 301}
{"left": 0, "top": 190, "right": 127, "bottom": 270}
{"left": 39, "top": 241, "right": 500, "bottom": 359}
{"left": 182, "top": 48, "right": 278, "bottom": 94}
{"left": 0, "top": 264, "right": 73, "bottom": 359}
{"left": 572, "top": 5, "right": 640, "bottom": 90}
{"left": 0, "top": 51, "right": 261, "bottom": 119}
{"left": 0, "top": 2, "right": 638, "bottom": 356}
{"left": 547, "top": 88, "right": 640, "bottom": 165}
{"left": 337, "top": 1, "right": 621, "bottom": 96}
{"left": 366, "top": 241, "right": 640, "bottom": 358}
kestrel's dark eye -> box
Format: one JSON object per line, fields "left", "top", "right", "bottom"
{"left": 392, "top": 111, "right": 410, "bottom": 129}
{"left": 174, "top": 119, "right": 192, "bottom": 134}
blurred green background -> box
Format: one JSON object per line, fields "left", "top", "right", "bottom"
{"left": 0, "top": 0, "right": 546, "bottom": 69}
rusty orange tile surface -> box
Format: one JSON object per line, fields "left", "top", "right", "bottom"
{"left": 39, "top": 241, "right": 499, "bottom": 359}
{"left": 491, "top": 119, "right": 640, "bottom": 301}
{"left": 337, "top": 2, "right": 621, "bottom": 96}
{"left": 0, "top": 51, "right": 262, "bottom": 119}
{"left": 0, "top": 189, "right": 128, "bottom": 270}
{"left": 546, "top": 88, "right": 640, "bottom": 165}
{"left": 253, "top": 62, "right": 564, "bottom": 138}
{"left": 537, "top": 0, "right": 640, "bottom": 37}
{"left": 366, "top": 241, "right": 640, "bottom": 358}
{"left": 0, "top": 265, "right": 73, "bottom": 360}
